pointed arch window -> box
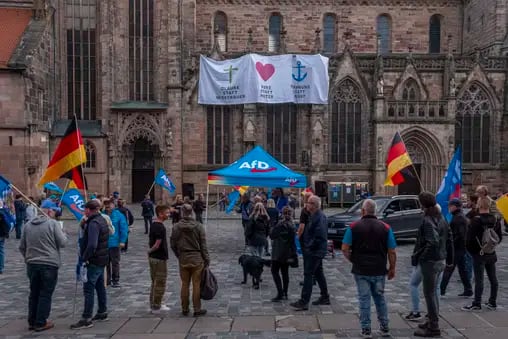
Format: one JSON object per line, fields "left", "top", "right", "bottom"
{"left": 323, "top": 14, "right": 336, "bottom": 54}
{"left": 402, "top": 79, "right": 420, "bottom": 101}
{"left": 330, "top": 79, "right": 363, "bottom": 164}
{"left": 84, "top": 141, "right": 96, "bottom": 169}
{"left": 429, "top": 15, "right": 442, "bottom": 53}
{"left": 455, "top": 84, "right": 491, "bottom": 163}
{"left": 214, "top": 11, "right": 227, "bottom": 52}
{"left": 268, "top": 14, "right": 282, "bottom": 53}
{"left": 377, "top": 14, "right": 392, "bottom": 55}
{"left": 207, "top": 106, "right": 232, "bottom": 164}
{"left": 266, "top": 104, "right": 298, "bottom": 164}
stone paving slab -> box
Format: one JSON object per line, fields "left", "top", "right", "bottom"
{"left": 459, "top": 327, "right": 508, "bottom": 339}
{"left": 475, "top": 311, "right": 508, "bottom": 327}
{"left": 440, "top": 311, "right": 494, "bottom": 329}
{"left": 113, "top": 335, "right": 186, "bottom": 339}
{"left": 275, "top": 315, "right": 320, "bottom": 332}
{"left": 190, "top": 316, "right": 233, "bottom": 332}
{"left": 370, "top": 313, "right": 412, "bottom": 330}
{"left": 153, "top": 317, "right": 195, "bottom": 333}
{"left": 231, "top": 316, "right": 275, "bottom": 332}
{"left": 115, "top": 317, "right": 161, "bottom": 334}
{"left": 317, "top": 313, "right": 359, "bottom": 331}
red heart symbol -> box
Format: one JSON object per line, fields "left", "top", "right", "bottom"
{"left": 256, "top": 62, "right": 275, "bottom": 81}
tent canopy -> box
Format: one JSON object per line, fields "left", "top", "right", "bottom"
{"left": 208, "top": 146, "right": 307, "bottom": 188}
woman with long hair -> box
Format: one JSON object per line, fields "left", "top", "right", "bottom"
{"left": 245, "top": 202, "right": 270, "bottom": 257}
{"left": 265, "top": 199, "right": 279, "bottom": 256}
{"left": 270, "top": 206, "right": 296, "bottom": 302}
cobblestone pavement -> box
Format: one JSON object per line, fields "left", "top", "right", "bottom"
{"left": 1, "top": 213, "right": 508, "bottom": 338}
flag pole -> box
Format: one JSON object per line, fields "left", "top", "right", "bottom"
{"left": 146, "top": 181, "right": 156, "bottom": 196}
{"left": 205, "top": 183, "right": 210, "bottom": 228}
{"left": 74, "top": 116, "right": 88, "bottom": 202}
{"left": 58, "top": 180, "right": 71, "bottom": 207}
{"left": 9, "top": 184, "right": 50, "bottom": 218}
{"left": 398, "top": 131, "right": 425, "bottom": 192}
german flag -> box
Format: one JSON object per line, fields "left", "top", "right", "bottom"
{"left": 384, "top": 132, "right": 413, "bottom": 186}
{"left": 38, "top": 118, "right": 87, "bottom": 188}
{"left": 63, "top": 166, "right": 88, "bottom": 190}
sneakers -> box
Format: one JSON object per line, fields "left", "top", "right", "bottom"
{"left": 70, "top": 319, "right": 94, "bottom": 329}
{"left": 289, "top": 300, "right": 309, "bottom": 311}
{"left": 111, "top": 282, "right": 121, "bottom": 288}
{"left": 485, "top": 302, "right": 497, "bottom": 310}
{"left": 462, "top": 304, "right": 481, "bottom": 311}
{"left": 193, "top": 309, "right": 207, "bottom": 317}
{"left": 34, "top": 320, "right": 55, "bottom": 332}
{"left": 91, "top": 313, "right": 109, "bottom": 322}
{"left": 151, "top": 305, "right": 170, "bottom": 314}
{"left": 405, "top": 312, "right": 423, "bottom": 321}
{"left": 414, "top": 328, "right": 441, "bottom": 337}
{"left": 378, "top": 326, "right": 390, "bottom": 337}
{"left": 361, "top": 328, "right": 372, "bottom": 338}
{"left": 182, "top": 310, "right": 190, "bottom": 316}
{"left": 271, "top": 295, "right": 284, "bottom": 302}
{"left": 458, "top": 291, "right": 474, "bottom": 297}
{"left": 311, "top": 296, "right": 331, "bottom": 305}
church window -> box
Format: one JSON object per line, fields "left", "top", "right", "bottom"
{"left": 84, "top": 141, "right": 97, "bottom": 169}
{"left": 214, "top": 11, "right": 227, "bottom": 52}
{"left": 266, "top": 104, "right": 298, "bottom": 164}
{"left": 429, "top": 15, "right": 442, "bottom": 53}
{"left": 330, "top": 79, "right": 363, "bottom": 164}
{"left": 323, "top": 14, "right": 336, "bottom": 55}
{"left": 65, "top": 0, "right": 97, "bottom": 120}
{"left": 129, "top": 0, "right": 154, "bottom": 101}
{"left": 377, "top": 14, "right": 391, "bottom": 55}
{"left": 207, "top": 106, "right": 232, "bottom": 164}
{"left": 455, "top": 84, "right": 491, "bottom": 163}
{"left": 268, "top": 14, "right": 282, "bottom": 53}
{"left": 402, "top": 79, "right": 420, "bottom": 101}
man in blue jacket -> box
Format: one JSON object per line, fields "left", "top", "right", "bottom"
{"left": 290, "top": 195, "right": 330, "bottom": 310}
{"left": 104, "top": 199, "right": 128, "bottom": 288}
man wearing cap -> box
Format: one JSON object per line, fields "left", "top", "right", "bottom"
{"left": 19, "top": 200, "right": 67, "bottom": 332}
{"left": 440, "top": 198, "right": 473, "bottom": 297}
{"left": 71, "top": 200, "right": 110, "bottom": 330}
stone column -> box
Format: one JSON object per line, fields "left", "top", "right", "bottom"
{"left": 242, "top": 104, "right": 257, "bottom": 148}
{"left": 310, "top": 105, "right": 326, "bottom": 169}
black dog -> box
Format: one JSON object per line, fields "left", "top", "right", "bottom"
{"left": 238, "top": 255, "right": 271, "bottom": 289}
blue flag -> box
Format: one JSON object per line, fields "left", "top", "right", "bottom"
{"left": 436, "top": 147, "right": 462, "bottom": 222}
{"left": 0, "top": 175, "right": 12, "bottom": 200}
{"left": 225, "top": 190, "right": 240, "bottom": 214}
{"left": 43, "top": 182, "right": 63, "bottom": 193}
{"left": 61, "top": 189, "right": 86, "bottom": 221}
{"left": 154, "top": 169, "right": 176, "bottom": 193}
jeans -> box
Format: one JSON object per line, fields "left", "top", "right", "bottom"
{"left": 0, "top": 237, "right": 4, "bottom": 273}
{"left": 420, "top": 260, "right": 445, "bottom": 330}
{"left": 179, "top": 263, "right": 204, "bottom": 312}
{"left": 149, "top": 257, "right": 167, "bottom": 309}
{"left": 246, "top": 245, "right": 264, "bottom": 257}
{"left": 440, "top": 250, "right": 473, "bottom": 294}
{"left": 354, "top": 274, "right": 388, "bottom": 330}
{"left": 15, "top": 219, "right": 23, "bottom": 239}
{"left": 271, "top": 261, "right": 289, "bottom": 296}
{"left": 82, "top": 265, "right": 107, "bottom": 320}
{"left": 27, "top": 264, "right": 58, "bottom": 327}
{"left": 143, "top": 216, "right": 152, "bottom": 233}
{"left": 107, "top": 247, "right": 120, "bottom": 284}
{"left": 464, "top": 251, "right": 473, "bottom": 281}
{"left": 472, "top": 254, "right": 498, "bottom": 306}
{"left": 409, "top": 265, "right": 443, "bottom": 313}
{"left": 195, "top": 212, "right": 203, "bottom": 224}
{"left": 301, "top": 254, "right": 328, "bottom": 304}
{"left": 242, "top": 220, "right": 249, "bottom": 245}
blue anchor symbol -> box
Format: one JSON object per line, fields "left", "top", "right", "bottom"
{"left": 292, "top": 61, "right": 307, "bottom": 82}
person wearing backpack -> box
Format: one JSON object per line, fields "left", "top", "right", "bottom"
{"left": 462, "top": 196, "right": 502, "bottom": 311}
{"left": 117, "top": 199, "right": 134, "bottom": 253}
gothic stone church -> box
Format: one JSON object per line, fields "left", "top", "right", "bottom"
{"left": 1, "top": 0, "right": 508, "bottom": 202}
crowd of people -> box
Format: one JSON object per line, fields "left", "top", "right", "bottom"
{"left": 0, "top": 185, "right": 504, "bottom": 338}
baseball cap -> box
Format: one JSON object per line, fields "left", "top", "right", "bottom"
{"left": 84, "top": 199, "right": 101, "bottom": 210}
{"left": 41, "top": 199, "right": 62, "bottom": 213}
{"left": 448, "top": 198, "right": 462, "bottom": 208}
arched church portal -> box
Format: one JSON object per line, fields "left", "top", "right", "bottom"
{"left": 132, "top": 138, "right": 156, "bottom": 202}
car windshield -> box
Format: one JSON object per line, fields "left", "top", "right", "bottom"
{"left": 346, "top": 198, "right": 390, "bottom": 214}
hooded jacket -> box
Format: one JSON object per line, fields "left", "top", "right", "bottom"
{"left": 106, "top": 209, "right": 128, "bottom": 248}
{"left": 170, "top": 217, "right": 209, "bottom": 266}
{"left": 245, "top": 215, "right": 269, "bottom": 247}
{"left": 270, "top": 219, "right": 296, "bottom": 263}
{"left": 19, "top": 215, "right": 67, "bottom": 267}
{"left": 449, "top": 209, "right": 469, "bottom": 252}
{"left": 412, "top": 214, "right": 454, "bottom": 265}
{"left": 466, "top": 212, "right": 502, "bottom": 256}
{"left": 301, "top": 209, "right": 328, "bottom": 258}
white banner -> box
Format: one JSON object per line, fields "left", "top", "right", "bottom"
{"left": 198, "top": 53, "right": 329, "bottom": 105}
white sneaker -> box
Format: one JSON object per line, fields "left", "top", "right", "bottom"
{"left": 151, "top": 305, "right": 170, "bottom": 314}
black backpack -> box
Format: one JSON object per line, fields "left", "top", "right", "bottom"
{"left": 200, "top": 267, "right": 218, "bottom": 300}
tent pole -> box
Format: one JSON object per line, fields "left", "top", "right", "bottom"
{"left": 216, "top": 186, "right": 219, "bottom": 232}
{"left": 205, "top": 183, "right": 210, "bottom": 228}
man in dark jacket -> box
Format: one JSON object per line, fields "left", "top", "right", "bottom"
{"left": 117, "top": 199, "right": 134, "bottom": 253}
{"left": 462, "top": 196, "right": 502, "bottom": 311}
{"left": 237, "top": 194, "right": 253, "bottom": 246}
{"left": 71, "top": 200, "right": 110, "bottom": 329}
{"left": 290, "top": 195, "right": 329, "bottom": 310}
{"left": 341, "top": 199, "right": 397, "bottom": 338}
{"left": 14, "top": 194, "right": 27, "bottom": 239}
{"left": 412, "top": 192, "right": 453, "bottom": 337}
{"left": 170, "top": 204, "right": 210, "bottom": 317}
{"left": 141, "top": 195, "right": 155, "bottom": 234}
{"left": 440, "top": 198, "right": 473, "bottom": 297}
{"left": 193, "top": 194, "right": 206, "bottom": 224}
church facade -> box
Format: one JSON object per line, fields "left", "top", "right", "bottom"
{"left": 1, "top": 0, "right": 508, "bottom": 202}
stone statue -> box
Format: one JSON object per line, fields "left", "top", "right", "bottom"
{"left": 376, "top": 76, "right": 384, "bottom": 96}
{"left": 244, "top": 119, "right": 255, "bottom": 142}
{"left": 449, "top": 77, "right": 457, "bottom": 97}
{"left": 312, "top": 120, "right": 323, "bottom": 145}
{"left": 33, "top": 0, "right": 46, "bottom": 20}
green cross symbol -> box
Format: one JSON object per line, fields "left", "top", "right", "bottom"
{"left": 224, "top": 65, "right": 239, "bottom": 84}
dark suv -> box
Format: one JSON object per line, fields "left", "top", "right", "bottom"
{"left": 327, "top": 195, "right": 423, "bottom": 242}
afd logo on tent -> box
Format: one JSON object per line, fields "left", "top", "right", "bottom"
{"left": 239, "top": 160, "right": 277, "bottom": 173}
{"left": 285, "top": 178, "right": 300, "bottom": 186}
